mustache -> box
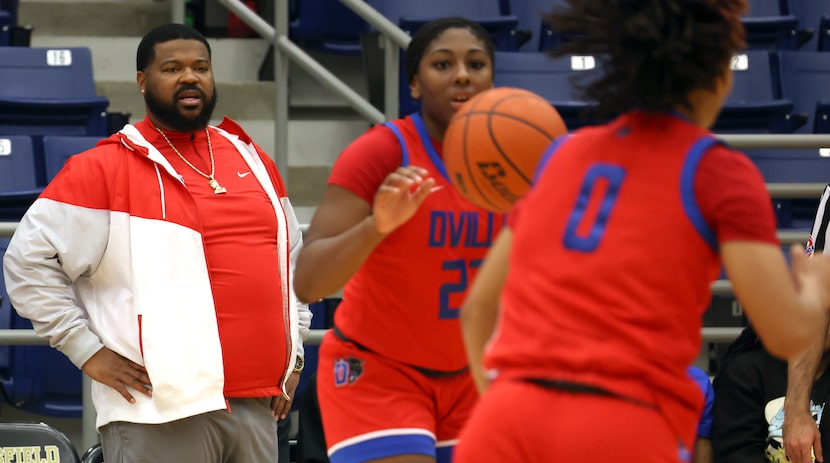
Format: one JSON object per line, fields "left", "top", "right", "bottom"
{"left": 174, "top": 85, "right": 207, "bottom": 100}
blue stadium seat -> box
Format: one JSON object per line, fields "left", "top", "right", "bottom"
{"left": 0, "top": 238, "right": 83, "bottom": 418}
{"left": 493, "top": 51, "right": 603, "bottom": 130}
{"left": 293, "top": 298, "right": 340, "bottom": 412}
{"left": 745, "top": 150, "right": 830, "bottom": 184}
{"left": 289, "top": 0, "right": 368, "bottom": 54}
{"left": 0, "top": 0, "right": 18, "bottom": 26}
{"left": 713, "top": 50, "right": 795, "bottom": 133}
{"left": 510, "top": 0, "right": 563, "bottom": 51}
{"left": 741, "top": 148, "right": 829, "bottom": 229}
{"left": 368, "top": 0, "right": 510, "bottom": 27}
{"left": 1, "top": 309, "right": 84, "bottom": 417}
{"left": 0, "top": 135, "right": 37, "bottom": 191}
{"left": 788, "top": 0, "right": 830, "bottom": 51}
{"left": 42, "top": 135, "right": 102, "bottom": 183}
{"left": 816, "top": 102, "right": 830, "bottom": 134}
{"left": 0, "top": 422, "right": 81, "bottom": 463}
{"left": 0, "top": 135, "right": 40, "bottom": 221}
{"left": 529, "top": 0, "right": 802, "bottom": 52}
{"left": 0, "top": 0, "right": 31, "bottom": 47}
{"left": 0, "top": 10, "right": 11, "bottom": 47}
{"left": 395, "top": 15, "right": 521, "bottom": 53}
{"left": 820, "top": 16, "right": 830, "bottom": 52}
{"left": 778, "top": 51, "right": 830, "bottom": 133}
{"left": 0, "top": 46, "right": 110, "bottom": 186}
{"left": 743, "top": 0, "right": 800, "bottom": 50}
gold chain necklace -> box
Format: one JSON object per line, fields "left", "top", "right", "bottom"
{"left": 155, "top": 125, "right": 227, "bottom": 194}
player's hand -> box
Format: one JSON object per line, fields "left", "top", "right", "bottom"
{"left": 784, "top": 408, "right": 822, "bottom": 463}
{"left": 372, "top": 166, "right": 436, "bottom": 235}
{"left": 271, "top": 371, "right": 301, "bottom": 420}
{"left": 81, "top": 347, "right": 152, "bottom": 404}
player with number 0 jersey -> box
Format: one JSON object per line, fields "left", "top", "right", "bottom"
{"left": 454, "top": 1, "right": 830, "bottom": 463}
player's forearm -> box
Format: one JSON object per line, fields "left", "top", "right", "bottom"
{"left": 786, "top": 336, "right": 824, "bottom": 413}
{"left": 461, "top": 300, "right": 498, "bottom": 394}
{"left": 460, "top": 230, "right": 512, "bottom": 393}
{"left": 293, "top": 216, "right": 386, "bottom": 302}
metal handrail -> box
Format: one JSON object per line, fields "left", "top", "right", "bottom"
{"left": 214, "top": 0, "right": 385, "bottom": 126}
{"left": 274, "top": 35, "right": 385, "bottom": 124}
{"left": 209, "top": 0, "right": 387, "bottom": 182}
{"left": 339, "top": 0, "right": 411, "bottom": 49}
{"left": 718, "top": 134, "right": 830, "bottom": 149}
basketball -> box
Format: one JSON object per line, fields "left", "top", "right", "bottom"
{"left": 444, "top": 87, "right": 568, "bottom": 213}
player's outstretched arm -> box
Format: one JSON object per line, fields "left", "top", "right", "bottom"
{"left": 294, "top": 166, "right": 435, "bottom": 303}
{"left": 460, "top": 228, "right": 512, "bottom": 393}
{"left": 723, "top": 242, "right": 830, "bottom": 360}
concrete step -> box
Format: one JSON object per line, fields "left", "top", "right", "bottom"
{"left": 19, "top": 0, "right": 170, "bottom": 37}
{"left": 31, "top": 36, "right": 370, "bottom": 98}
{"left": 31, "top": 35, "right": 272, "bottom": 83}
{"left": 32, "top": 36, "right": 373, "bottom": 118}
{"left": 95, "top": 80, "right": 365, "bottom": 122}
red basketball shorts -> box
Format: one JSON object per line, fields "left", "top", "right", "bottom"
{"left": 317, "top": 331, "right": 477, "bottom": 463}
{"left": 454, "top": 378, "right": 690, "bottom": 463}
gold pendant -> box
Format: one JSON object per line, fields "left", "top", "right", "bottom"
{"left": 208, "top": 178, "right": 227, "bottom": 194}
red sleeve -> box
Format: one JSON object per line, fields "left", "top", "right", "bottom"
{"left": 695, "top": 145, "right": 779, "bottom": 245}
{"left": 329, "top": 124, "right": 403, "bottom": 204}
{"left": 257, "top": 145, "right": 287, "bottom": 198}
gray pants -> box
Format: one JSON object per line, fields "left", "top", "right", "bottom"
{"left": 100, "top": 397, "right": 279, "bottom": 463}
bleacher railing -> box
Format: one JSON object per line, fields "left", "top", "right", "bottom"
{"left": 212, "top": 0, "right": 391, "bottom": 184}
{"left": 2, "top": 129, "right": 830, "bottom": 449}
{"left": 4, "top": 0, "right": 830, "bottom": 451}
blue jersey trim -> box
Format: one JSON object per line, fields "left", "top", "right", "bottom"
{"left": 382, "top": 120, "right": 410, "bottom": 167}
{"left": 435, "top": 445, "right": 454, "bottom": 463}
{"left": 329, "top": 434, "right": 435, "bottom": 463}
{"left": 533, "top": 135, "right": 570, "bottom": 184}
{"left": 411, "top": 112, "right": 450, "bottom": 181}
{"left": 680, "top": 137, "right": 719, "bottom": 252}
{"left": 688, "top": 366, "right": 715, "bottom": 439}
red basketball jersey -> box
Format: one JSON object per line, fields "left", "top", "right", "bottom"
{"left": 486, "top": 111, "right": 774, "bottom": 447}
{"left": 334, "top": 114, "right": 506, "bottom": 371}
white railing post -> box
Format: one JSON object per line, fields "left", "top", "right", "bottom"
{"left": 170, "top": 0, "right": 186, "bottom": 24}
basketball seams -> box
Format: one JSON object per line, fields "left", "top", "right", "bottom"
{"left": 485, "top": 93, "right": 556, "bottom": 197}
{"left": 444, "top": 87, "right": 568, "bottom": 213}
{"left": 467, "top": 94, "right": 563, "bottom": 140}
{"left": 459, "top": 94, "right": 503, "bottom": 211}
{"left": 487, "top": 96, "right": 542, "bottom": 186}
{"left": 479, "top": 110, "right": 561, "bottom": 139}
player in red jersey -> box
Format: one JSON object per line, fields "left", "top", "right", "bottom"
{"left": 293, "top": 17, "right": 504, "bottom": 463}
{"left": 453, "top": 1, "right": 830, "bottom": 462}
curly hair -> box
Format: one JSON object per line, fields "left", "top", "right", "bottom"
{"left": 544, "top": 0, "right": 747, "bottom": 118}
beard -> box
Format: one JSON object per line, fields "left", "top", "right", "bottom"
{"left": 144, "top": 84, "right": 218, "bottom": 132}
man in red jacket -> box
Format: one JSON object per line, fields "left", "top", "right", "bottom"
{"left": 3, "top": 23, "right": 310, "bottom": 463}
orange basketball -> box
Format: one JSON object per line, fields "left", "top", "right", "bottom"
{"left": 444, "top": 87, "right": 568, "bottom": 213}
